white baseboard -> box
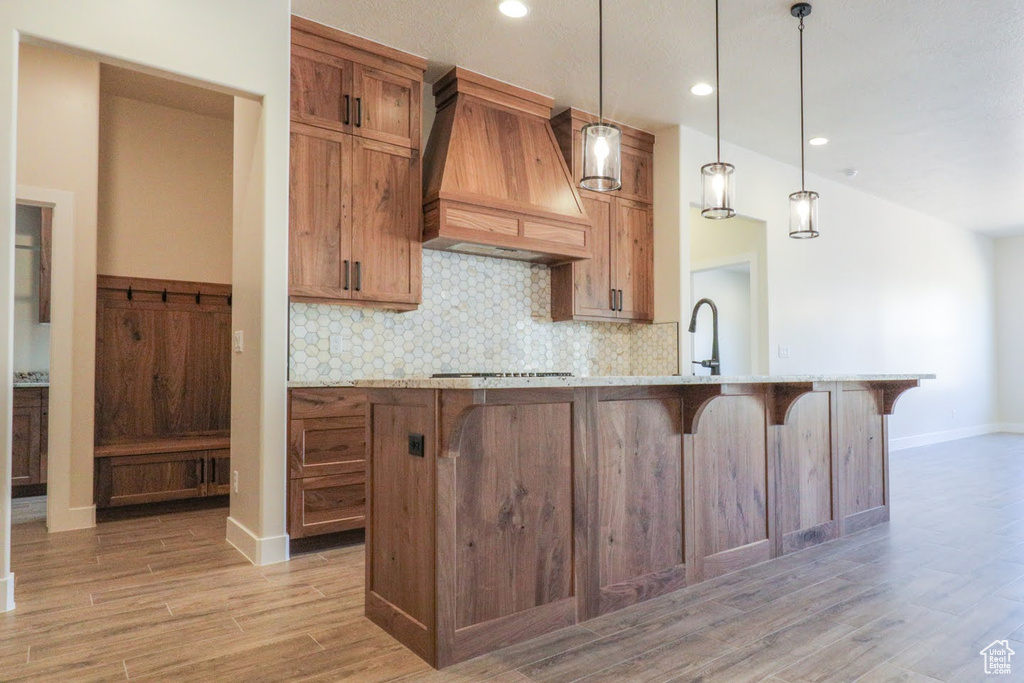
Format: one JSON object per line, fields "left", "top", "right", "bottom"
{"left": 890, "top": 424, "right": 1000, "bottom": 451}
{"left": 0, "top": 573, "right": 14, "bottom": 612}
{"left": 226, "top": 516, "right": 289, "bottom": 566}
{"left": 45, "top": 504, "right": 96, "bottom": 533}
{"left": 995, "top": 423, "right": 1024, "bottom": 434}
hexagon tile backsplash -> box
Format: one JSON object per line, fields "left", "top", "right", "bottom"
{"left": 289, "top": 250, "right": 679, "bottom": 382}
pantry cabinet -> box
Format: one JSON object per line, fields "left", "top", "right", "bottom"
{"left": 289, "top": 17, "right": 425, "bottom": 311}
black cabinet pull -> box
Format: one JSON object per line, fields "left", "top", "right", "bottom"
{"left": 210, "top": 457, "right": 216, "bottom": 483}
{"left": 344, "top": 95, "right": 350, "bottom": 125}
{"left": 355, "top": 97, "right": 362, "bottom": 127}
{"left": 610, "top": 288, "right": 615, "bottom": 311}
{"left": 198, "top": 458, "right": 205, "bottom": 484}
{"left": 343, "top": 260, "right": 350, "bottom": 290}
{"left": 618, "top": 290, "right": 624, "bottom": 311}
{"left": 354, "top": 261, "right": 362, "bottom": 291}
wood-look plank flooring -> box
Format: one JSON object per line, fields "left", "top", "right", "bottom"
{"left": 4, "top": 434, "right": 1024, "bottom": 681}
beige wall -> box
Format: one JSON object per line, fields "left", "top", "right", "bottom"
{"left": 98, "top": 95, "right": 232, "bottom": 283}
{"left": 16, "top": 43, "right": 100, "bottom": 535}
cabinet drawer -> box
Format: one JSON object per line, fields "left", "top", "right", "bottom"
{"left": 290, "top": 388, "right": 366, "bottom": 420}
{"left": 290, "top": 420, "right": 366, "bottom": 479}
{"left": 95, "top": 452, "right": 205, "bottom": 507}
{"left": 289, "top": 473, "right": 366, "bottom": 538}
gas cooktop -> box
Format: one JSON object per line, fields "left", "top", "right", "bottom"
{"left": 430, "top": 372, "right": 574, "bottom": 378}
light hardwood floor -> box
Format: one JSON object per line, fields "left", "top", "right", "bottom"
{"left": 3, "top": 434, "right": 1024, "bottom": 682}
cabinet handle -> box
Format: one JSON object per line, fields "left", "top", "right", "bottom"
{"left": 617, "top": 290, "right": 624, "bottom": 311}
{"left": 344, "top": 95, "right": 351, "bottom": 125}
{"left": 355, "top": 97, "right": 362, "bottom": 127}
{"left": 610, "top": 288, "right": 616, "bottom": 311}
{"left": 210, "top": 457, "right": 216, "bottom": 483}
{"left": 197, "top": 457, "right": 205, "bottom": 484}
{"left": 343, "top": 260, "right": 350, "bottom": 290}
{"left": 354, "top": 261, "right": 362, "bottom": 291}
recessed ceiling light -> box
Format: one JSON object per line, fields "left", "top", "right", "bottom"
{"left": 690, "top": 83, "right": 714, "bottom": 96}
{"left": 809, "top": 137, "right": 829, "bottom": 146}
{"left": 499, "top": 1, "right": 529, "bottom": 18}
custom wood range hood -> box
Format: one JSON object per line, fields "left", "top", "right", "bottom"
{"left": 422, "top": 68, "right": 592, "bottom": 265}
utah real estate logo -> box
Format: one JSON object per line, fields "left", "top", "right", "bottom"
{"left": 979, "top": 640, "right": 1015, "bottom": 675}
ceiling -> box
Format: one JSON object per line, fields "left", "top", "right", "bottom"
{"left": 100, "top": 64, "right": 234, "bottom": 120}
{"left": 292, "top": 0, "right": 1024, "bottom": 236}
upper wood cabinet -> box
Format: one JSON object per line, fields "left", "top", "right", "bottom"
{"left": 289, "top": 17, "right": 426, "bottom": 310}
{"left": 550, "top": 109, "right": 655, "bottom": 323}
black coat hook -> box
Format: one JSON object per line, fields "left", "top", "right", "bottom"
{"left": 127, "top": 285, "right": 133, "bottom": 301}
{"left": 196, "top": 291, "right": 201, "bottom": 305}
{"left": 227, "top": 294, "right": 232, "bottom": 307}
{"left": 161, "top": 289, "right": 168, "bottom": 303}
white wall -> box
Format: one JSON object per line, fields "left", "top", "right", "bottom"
{"left": 13, "top": 205, "right": 48, "bottom": 372}
{"left": 0, "top": 0, "right": 291, "bottom": 612}
{"left": 657, "top": 125, "right": 997, "bottom": 446}
{"left": 995, "top": 236, "right": 1024, "bottom": 428}
{"left": 691, "top": 267, "right": 752, "bottom": 376}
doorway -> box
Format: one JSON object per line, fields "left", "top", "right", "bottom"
{"left": 688, "top": 207, "right": 770, "bottom": 375}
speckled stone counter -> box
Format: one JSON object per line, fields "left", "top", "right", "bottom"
{"left": 13, "top": 371, "right": 49, "bottom": 387}
{"left": 289, "top": 373, "right": 933, "bottom": 390}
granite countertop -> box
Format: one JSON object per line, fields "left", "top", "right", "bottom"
{"left": 289, "top": 374, "right": 935, "bottom": 390}
{"left": 13, "top": 371, "right": 49, "bottom": 388}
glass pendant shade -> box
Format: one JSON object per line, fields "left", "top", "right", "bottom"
{"left": 789, "top": 190, "right": 819, "bottom": 238}
{"left": 701, "top": 162, "right": 736, "bottom": 219}
{"left": 580, "top": 122, "right": 622, "bottom": 192}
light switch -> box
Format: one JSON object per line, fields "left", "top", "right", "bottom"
{"left": 233, "top": 331, "right": 244, "bottom": 353}
{"left": 329, "top": 334, "right": 344, "bottom": 355}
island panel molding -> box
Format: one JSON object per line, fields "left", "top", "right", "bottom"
{"left": 364, "top": 376, "right": 926, "bottom": 668}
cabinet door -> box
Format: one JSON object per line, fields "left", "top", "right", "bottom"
{"left": 352, "top": 64, "right": 419, "bottom": 149}
{"left": 291, "top": 45, "right": 353, "bottom": 133}
{"left": 617, "top": 147, "right": 654, "bottom": 205}
{"left": 615, "top": 200, "right": 654, "bottom": 322}
{"left": 11, "top": 405, "right": 40, "bottom": 486}
{"left": 39, "top": 389, "right": 47, "bottom": 484}
{"left": 350, "top": 138, "right": 421, "bottom": 306}
{"left": 207, "top": 450, "right": 231, "bottom": 497}
{"left": 572, "top": 192, "right": 617, "bottom": 319}
{"left": 289, "top": 125, "right": 353, "bottom": 298}
{"left": 289, "top": 473, "right": 366, "bottom": 538}
{"left": 95, "top": 453, "right": 205, "bottom": 508}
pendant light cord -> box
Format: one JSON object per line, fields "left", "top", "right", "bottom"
{"left": 598, "top": 0, "right": 604, "bottom": 124}
{"left": 715, "top": 0, "right": 721, "bottom": 163}
{"left": 799, "top": 13, "right": 805, "bottom": 191}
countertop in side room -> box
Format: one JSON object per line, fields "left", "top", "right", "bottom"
{"left": 288, "top": 374, "right": 935, "bottom": 390}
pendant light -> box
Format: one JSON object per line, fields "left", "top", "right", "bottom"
{"left": 580, "top": 0, "right": 622, "bottom": 192}
{"left": 701, "top": 0, "right": 736, "bottom": 219}
{"left": 789, "top": 2, "right": 819, "bottom": 238}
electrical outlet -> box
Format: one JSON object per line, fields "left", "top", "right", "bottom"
{"left": 329, "top": 334, "right": 344, "bottom": 355}
{"left": 408, "top": 433, "right": 425, "bottom": 457}
{"left": 778, "top": 345, "right": 791, "bottom": 359}
{"left": 233, "top": 331, "right": 244, "bottom": 354}
{"left": 232, "top": 470, "right": 239, "bottom": 493}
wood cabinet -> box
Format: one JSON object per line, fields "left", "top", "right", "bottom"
{"left": 289, "top": 17, "right": 425, "bottom": 311}
{"left": 288, "top": 387, "right": 367, "bottom": 538}
{"left": 550, "top": 109, "right": 655, "bottom": 323}
{"left": 12, "top": 387, "right": 45, "bottom": 489}
{"left": 94, "top": 438, "right": 230, "bottom": 508}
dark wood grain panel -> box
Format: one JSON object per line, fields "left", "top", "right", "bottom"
{"left": 691, "top": 393, "right": 771, "bottom": 581}
{"left": 367, "top": 393, "right": 436, "bottom": 631}
{"left": 595, "top": 397, "right": 684, "bottom": 605}
{"left": 350, "top": 138, "right": 421, "bottom": 305}
{"left": 777, "top": 391, "right": 834, "bottom": 537}
{"left": 289, "top": 387, "right": 365, "bottom": 420}
{"left": 289, "top": 125, "right": 350, "bottom": 293}
{"left": 11, "top": 403, "right": 40, "bottom": 486}
{"left": 839, "top": 389, "right": 885, "bottom": 517}
{"left": 615, "top": 200, "right": 654, "bottom": 322}
{"left": 289, "top": 420, "right": 365, "bottom": 479}
{"left": 454, "top": 402, "right": 574, "bottom": 630}
{"left": 38, "top": 206, "right": 52, "bottom": 323}
{"left": 94, "top": 278, "right": 231, "bottom": 446}
{"left": 95, "top": 452, "right": 206, "bottom": 507}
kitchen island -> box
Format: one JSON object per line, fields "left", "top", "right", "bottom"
{"left": 356, "top": 374, "right": 931, "bottom": 668}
